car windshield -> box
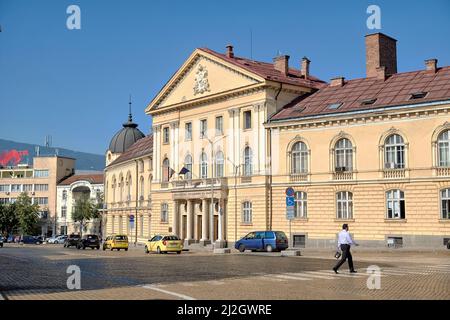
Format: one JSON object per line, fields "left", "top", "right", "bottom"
{"left": 86, "top": 235, "right": 98, "bottom": 240}
{"left": 275, "top": 232, "right": 287, "bottom": 240}
{"left": 115, "top": 235, "right": 127, "bottom": 240}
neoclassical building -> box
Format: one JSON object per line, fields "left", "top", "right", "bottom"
{"left": 104, "top": 32, "right": 450, "bottom": 248}
{"left": 104, "top": 109, "right": 153, "bottom": 243}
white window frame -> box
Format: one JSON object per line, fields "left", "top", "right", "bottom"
{"left": 184, "top": 155, "right": 193, "bottom": 180}
{"left": 161, "top": 203, "right": 169, "bottom": 223}
{"left": 200, "top": 119, "right": 207, "bottom": 139}
{"left": 215, "top": 116, "right": 223, "bottom": 136}
{"left": 438, "top": 130, "right": 450, "bottom": 167}
{"left": 243, "top": 147, "right": 252, "bottom": 176}
{"left": 242, "top": 201, "right": 252, "bottom": 223}
{"left": 440, "top": 188, "right": 450, "bottom": 219}
{"left": 185, "top": 122, "right": 192, "bottom": 141}
{"left": 215, "top": 151, "right": 224, "bottom": 178}
{"left": 335, "top": 138, "right": 353, "bottom": 171}
{"left": 294, "top": 191, "right": 307, "bottom": 218}
{"left": 385, "top": 134, "right": 405, "bottom": 169}
{"left": 291, "top": 142, "right": 308, "bottom": 174}
{"left": 386, "top": 189, "right": 406, "bottom": 219}
{"left": 336, "top": 191, "right": 353, "bottom": 219}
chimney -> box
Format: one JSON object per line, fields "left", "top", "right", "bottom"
{"left": 273, "top": 55, "right": 290, "bottom": 75}
{"left": 226, "top": 45, "right": 234, "bottom": 58}
{"left": 330, "top": 76, "right": 345, "bottom": 87}
{"left": 365, "top": 33, "right": 397, "bottom": 78}
{"left": 301, "top": 57, "right": 310, "bottom": 79}
{"left": 425, "top": 58, "right": 438, "bottom": 73}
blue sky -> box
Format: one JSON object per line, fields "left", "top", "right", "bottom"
{"left": 0, "top": 0, "right": 449, "bottom": 154}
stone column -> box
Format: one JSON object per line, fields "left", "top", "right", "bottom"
{"left": 215, "top": 199, "right": 227, "bottom": 248}
{"left": 185, "top": 200, "right": 194, "bottom": 246}
{"left": 172, "top": 200, "right": 179, "bottom": 236}
{"left": 209, "top": 200, "right": 215, "bottom": 242}
{"left": 200, "top": 198, "right": 210, "bottom": 245}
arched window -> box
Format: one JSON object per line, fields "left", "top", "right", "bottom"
{"left": 440, "top": 188, "right": 450, "bottom": 219}
{"left": 438, "top": 130, "right": 450, "bottom": 167}
{"left": 336, "top": 191, "right": 353, "bottom": 219}
{"left": 243, "top": 147, "right": 252, "bottom": 176}
{"left": 139, "top": 176, "right": 144, "bottom": 199}
{"left": 294, "top": 191, "right": 307, "bottom": 218}
{"left": 161, "top": 203, "right": 168, "bottom": 223}
{"left": 119, "top": 176, "right": 124, "bottom": 202}
{"left": 386, "top": 189, "right": 405, "bottom": 219}
{"left": 62, "top": 190, "right": 67, "bottom": 200}
{"left": 335, "top": 138, "right": 353, "bottom": 171}
{"left": 291, "top": 142, "right": 308, "bottom": 174}
{"left": 385, "top": 134, "right": 405, "bottom": 169}
{"left": 162, "top": 158, "right": 170, "bottom": 182}
{"left": 184, "top": 155, "right": 192, "bottom": 180}
{"left": 200, "top": 152, "right": 208, "bottom": 179}
{"left": 242, "top": 201, "right": 252, "bottom": 223}
{"left": 215, "top": 151, "right": 224, "bottom": 178}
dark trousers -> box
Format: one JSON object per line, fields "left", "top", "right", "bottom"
{"left": 334, "top": 244, "right": 354, "bottom": 271}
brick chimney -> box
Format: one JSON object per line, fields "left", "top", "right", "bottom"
{"left": 425, "top": 58, "right": 438, "bottom": 73}
{"left": 301, "top": 57, "right": 310, "bottom": 79}
{"left": 330, "top": 76, "right": 345, "bottom": 87}
{"left": 226, "top": 45, "right": 234, "bottom": 58}
{"left": 365, "top": 33, "right": 397, "bottom": 78}
{"left": 273, "top": 55, "right": 290, "bottom": 75}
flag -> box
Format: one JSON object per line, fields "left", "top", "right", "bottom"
{"left": 169, "top": 168, "right": 176, "bottom": 179}
{"left": 179, "top": 167, "right": 190, "bottom": 175}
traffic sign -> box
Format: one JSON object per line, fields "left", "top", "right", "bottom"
{"left": 285, "top": 187, "right": 295, "bottom": 197}
{"left": 286, "top": 196, "right": 295, "bottom": 207}
{"left": 129, "top": 215, "right": 135, "bottom": 222}
{"left": 286, "top": 206, "right": 295, "bottom": 220}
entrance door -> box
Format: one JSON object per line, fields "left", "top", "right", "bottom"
{"left": 213, "top": 215, "right": 218, "bottom": 241}
{"left": 182, "top": 215, "right": 187, "bottom": 240}
{"left": 197, "top": 215, "right": 202, "bottom": 241}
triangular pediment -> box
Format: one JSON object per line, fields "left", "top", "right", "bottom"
{"left": 146, "top": 49, "right": 264, "bottom": 112}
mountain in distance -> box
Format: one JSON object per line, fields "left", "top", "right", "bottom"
{"left": 0, "top": 138, "right": 105, "bottom": 171}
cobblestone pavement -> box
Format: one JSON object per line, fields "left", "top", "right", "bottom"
{"left": 0, "top": 244, "right": 448, "bottom": 300}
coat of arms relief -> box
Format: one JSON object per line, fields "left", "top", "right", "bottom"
{"left": 193, "top": 64, "right": 210, "bottom": 95}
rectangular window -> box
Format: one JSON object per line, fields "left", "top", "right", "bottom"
{"left": 163, "top": 127, "right": 170, "bottom": 144}
{"left": 440, "top": 189, "right": 450, "bottom": 219}
{"left": 243, "top": 111, "right": 252, "bottom": 129}
{"left": 34, "top": 184, "right": 49, "bottom": 192}
{"left": 336, "top": 191, "right": 353, "bottom": 219}
{"left": 0, "top": 198, "right": 9, "bottom": 204}
{"left": 23, "top": 184, "right": 33, "bottom": 192}
{"left": 293, "top": 235, "right": 306, "bottom": 248}
{"left": 11, "top": 184, "right": 21, "bottom": 192}
{"left": 34, "top": 197, "right": 48, "bottom": 205}
{"left": 200, "top": 119, "right": 207, "bottom": 138}
{"left": 161, "top": 203, "right": 168, "bottom": 223}
{"left": 215, "top": 116, "right": 223, "bottom": 135}
{"left": 185, "top": 122, "right": 192, "bottom": 141}
{"left": 386, "top": 190, "right": 406, "bottom": 219}
{"left": 242, "top": 201, "right": 252, "bottom": 223}
{"left": 34, "top": 170, "right": 49, "bottom": 178}
{"left": 0, "top": 185, "right": 10, "bottom": 192}
{"left": 61, "top": 206, "right": 67, "bottom": 218}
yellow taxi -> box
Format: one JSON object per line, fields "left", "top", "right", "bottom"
{"left": 103, "top": 234, "right": 129, "bottom": 251}
{"left": 145, "top": 234, "right": 183, "bottom": 254}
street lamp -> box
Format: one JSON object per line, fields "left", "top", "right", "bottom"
{"left": 226, "top": 157, "right": 240, "bottom": 243}
{"left": 205, "top": 135, "right": 227, "bottom": 245}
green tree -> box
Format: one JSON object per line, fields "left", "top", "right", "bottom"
{"left": 0, "top": 203, "right": 19, "bottom": 236}
{"left": 16, "top": 192, "right": 40, "bottom": 235}
{"left": 72, "top": 195, "right": 99, "bottom": 236}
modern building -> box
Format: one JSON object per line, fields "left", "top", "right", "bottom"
{"left": 103, "top": 32, "right": 450, "bottom": 248}
{"left": 56, "top": 173, "right": 104, "bottom": 235}
{"left": 104, "top": 109, "right": 153, "bottom": 243}
{"left": 0, "top": 155, "right": 75, "bottom": 236}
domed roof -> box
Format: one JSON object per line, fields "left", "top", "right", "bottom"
{"left": 109, "top": 112, "right": 145, "bottom": 154}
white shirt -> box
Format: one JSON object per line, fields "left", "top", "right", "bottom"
{"left": 337, "top": 230, "right": 355, "bottom": 248}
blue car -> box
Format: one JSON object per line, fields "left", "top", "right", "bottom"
{"left": 235, "top": 231, "right": 288, "bottom": 252}
{"left": 20, "top": 235, "right": 43, "bottom": 245}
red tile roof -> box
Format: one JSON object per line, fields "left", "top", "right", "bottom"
{"left": 59, "top": 174, "right": 104, "bottom": 186}
{"left": 199, "top": 48, "right": 327, "bottom": 90}
{"left": 108, "top": 135, "right": 153, "bottom": 167}
{"left": 270, "top": 66, "right": 450, "bottom": 122}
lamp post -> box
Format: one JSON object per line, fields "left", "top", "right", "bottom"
{"left": 206, "top": 135, "right": 227, "bottom": 246}
{"left": 226, "top": 158, "right": 240, "bottom": 243}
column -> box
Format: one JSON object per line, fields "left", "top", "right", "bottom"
{"left": 172, "top": 200, "right": 179, "bottom": 236}
{"left": 200, "top": 198, "right": 209, "bottom": 244}
{"left": 217, "top": 199, "right": 224, "bottom": 241}
{"left": 209, "top": 199, "right": 214, "bottom": 242}
{"left": 185, "top": 199, "right": 194, "bottom": 245}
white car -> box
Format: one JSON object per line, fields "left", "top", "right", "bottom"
{"left": 47, "top": 236, "right": 60, "bottom": 244}
{"left": 55, "top": 235, "right": 68, "bottom": 244}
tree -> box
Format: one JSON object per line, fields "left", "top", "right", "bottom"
{"left": 72, "top": 195, "right": 99, "bottom": 236}
{"left": 0, "top": 203, "right": 19, "bottom": 236}
{"left": 16, "top": 192, "right": 40, "bottom": 235}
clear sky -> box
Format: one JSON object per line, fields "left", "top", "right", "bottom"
{"left": 1, "top": 0, "right": 449, "bottom": 154}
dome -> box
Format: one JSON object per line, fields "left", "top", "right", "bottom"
{"left": 109, "top": 113, "right": 145, "bottom": 154}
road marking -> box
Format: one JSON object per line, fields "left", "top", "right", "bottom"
{"left": 141, "top": 284, "right": 196, "bottom": 300}
{"left": 272, "top": 274, "right": 311, "bottom": 281}
{"left": 314, "top": 271, "right": 366, "bottom": 278}
{"left": 382, "top": 269, "right": 431, "bottom": 275}
{"left": 285, "top": 272, "right": 335, "bottom": 280}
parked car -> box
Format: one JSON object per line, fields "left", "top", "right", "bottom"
{"left": 47, "top": 235, "right": 61, "bottom": 244}
{"left": 145, "top": 234, "right": 183, "bottom": 254}
{"left": 235, "top": 231, "right": 289, "bottom": 252}
{"left": 0, "top": 236, "right": 4, "bottom": 248}
{"left": 55, "top": 235, "right": 68, "bottom": 244}
{"left": 64, "top": 234, "right": 81, "bottom": 248}
{"left": 77, "top": 234, "right": 100, "bottom": 250}
{"left": 20, "top": 235, "right": 43, "bottom": 245}
{"left": 103, "top": 234, "right": 129, "bottom": 251}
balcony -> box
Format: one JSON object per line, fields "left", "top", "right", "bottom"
{"left": 333, "top": 170, "right": 353, "bottom": 181}
{"left": 171, "top": 178, "right": 228, "bottom": 190}
{"left": 383, "top": 169, "right": 406, "bottom": 179}
{"left": 436, "top": 167, "right": 450, "bottom": 177}
{"left": 290, "top": 173, "right": 308, "bottom": 182}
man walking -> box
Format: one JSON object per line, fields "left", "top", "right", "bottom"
{"left": 333, "top": 224, "right": 358, "bottom": 274}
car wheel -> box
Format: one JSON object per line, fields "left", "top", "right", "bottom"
{"left": 177, "top": 251, "right": 181, "bottom": 254}
{"left": 110, "top": 247, "right": 114, "bottom": 251}
{"left": 96, "top": 246, "right": 100, "bottom": 250}
{"left": 82, "top": 245, "right": 86, "bottom": 250}
{"left": 265, "top": 244, "right": 273, "bottom": 253}
{"left": 77, "top": 245, "right": 80, "bottom": 250}
{"left": 103, "top": 245, "right": 106, "bottom": 251}
{"left": 238, "top": 244, "right": 245, "bottom": 253}
{"left": 145, "top": 246, "right": 149, "bottom": 254}
{"left": 157, "top": 247, "right": 161, "bottom": 254}
{"left": 125, "top": 248, "right": 128, "bottom": 251}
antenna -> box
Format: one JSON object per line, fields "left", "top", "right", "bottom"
{"left": 35, "top": 146, "right": 40, "bottom": 156}
{"left": 45, "top": 135, "right": 52, "bottom": 148}
{"left": 128, "top": 94, "right": 132, "bottom": 122}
